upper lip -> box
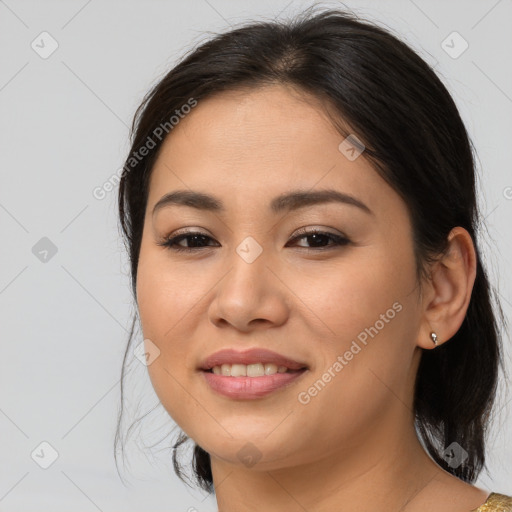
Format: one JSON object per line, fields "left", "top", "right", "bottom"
{"left": 199, "top": 348, "right": 308, "bottom": 371}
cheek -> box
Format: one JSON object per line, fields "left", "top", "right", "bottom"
{"left": 136, "top": 244, "right": 203, "bottom": 341}
{"left": 137, "top": 270, "right": 201, "bottom": 371}
{"left": 136, "top": 279, "right": 203, "bottom": 439}
{"left": 288, "top": 244, "right": 415, "bottom": 342}
{"left": 289, "top": 266, "right": 418, "bottom": 455}
{"left": 135, "top": 248, "right": 200, "bottom": 412}
{"left": 290, "top": 242, "right": 418, "bottom": 399}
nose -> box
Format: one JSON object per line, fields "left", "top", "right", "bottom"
{"left": 207, "top": 244, "right": 289, "bottom": 333}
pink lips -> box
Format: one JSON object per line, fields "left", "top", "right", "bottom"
{"left": 199, "top": 348, "right": 308, "bottom": 400}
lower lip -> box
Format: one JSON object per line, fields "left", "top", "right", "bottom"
{"left": 202, "top": 369, "right": 307, "bottom": 399}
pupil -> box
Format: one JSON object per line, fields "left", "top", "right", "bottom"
{"left": 308, "top": 233, "right": 327, "bottom": 247}
{"left": 189, "top": 234, "right": 207, "bottom": 247}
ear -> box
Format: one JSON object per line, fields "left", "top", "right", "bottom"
{"left": 417, "top": 227, "right": 477, "bottom": 350}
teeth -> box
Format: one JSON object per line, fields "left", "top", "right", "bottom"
{"left": 210, "top": 363, "right": 291, "bottom": 377}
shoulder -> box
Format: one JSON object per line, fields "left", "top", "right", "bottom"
{"left": 471, "top": 492, "right": 512, "bottom": 512}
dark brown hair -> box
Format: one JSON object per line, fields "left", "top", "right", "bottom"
{"left": 115, "top": 5, "right": 507, "bottom": 494}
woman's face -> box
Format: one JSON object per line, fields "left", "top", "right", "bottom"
{"left": 136, "top": 84, "right": 426, "bottom": 470}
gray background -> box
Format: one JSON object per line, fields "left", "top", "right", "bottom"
{"left": 1, "top": 0, "right": 511, "bottom": 510}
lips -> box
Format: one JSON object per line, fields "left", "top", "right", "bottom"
{"left": 199, "top": 348, "right": 308, "bottom": 372}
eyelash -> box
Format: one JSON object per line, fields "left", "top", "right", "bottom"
{"left": 157, "top": 228, "right": 350, "bottom": 253}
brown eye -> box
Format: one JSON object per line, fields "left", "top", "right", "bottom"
{"left": 286, "top": 228, "right": 350, "bottom": 250}
{"left": 157, "top": 229, "right": 350, "bottom": 253}
{"left": 157, "top": 231, "right": 218, "bottom": 253}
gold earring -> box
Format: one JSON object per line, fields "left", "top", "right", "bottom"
{"left": 430, "top": 332, "right": 438, "bottom": 346}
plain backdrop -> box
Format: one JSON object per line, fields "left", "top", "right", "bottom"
{"left": 1, "top": 0, "right": 511, "bottom": 510}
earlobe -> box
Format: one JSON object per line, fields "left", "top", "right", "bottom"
{"left": 417, "top": 227, "right": 477, "bottom": 350}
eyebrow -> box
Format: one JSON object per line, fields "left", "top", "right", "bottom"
{"left": 152, "top": 189, "right": 373, "bottom": 216}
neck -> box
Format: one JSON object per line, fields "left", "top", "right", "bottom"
{"left": 211, "top": 404, "right": 443, "bottom": 512}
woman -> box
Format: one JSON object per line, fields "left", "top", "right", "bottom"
{"left": 115, "top": 6, "right": 512, "bottom": 511}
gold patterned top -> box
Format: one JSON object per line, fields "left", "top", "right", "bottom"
{"left": 470, "top": 493, "right": 512, "bottom": 512}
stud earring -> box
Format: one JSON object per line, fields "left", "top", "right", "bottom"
{"left": 430, "top": 332, "right": 438, "bottom": 346}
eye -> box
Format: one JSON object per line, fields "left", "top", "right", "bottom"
{"left": 157, "top": 228, "right": 350, "bottom": 253}
{"left": 286, "top": 228, "right": 350, "bottom": 250}
{"left": 157, "top": 231, "right": 218, "bottom": 253}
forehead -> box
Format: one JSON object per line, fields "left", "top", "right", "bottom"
{"left": 147, "top": 85, "right": 395, "bottom": 216}
{"left": 162, "top": 84, "right": 341, "bottom": 159}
